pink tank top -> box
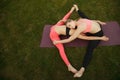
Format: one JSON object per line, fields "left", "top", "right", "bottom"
{"left": 78, "top": 19, "right": 92, "bottom": 33}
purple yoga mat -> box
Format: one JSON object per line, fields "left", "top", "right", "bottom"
{"left": 40, "top": 21, "right": 120, "bottom": 47}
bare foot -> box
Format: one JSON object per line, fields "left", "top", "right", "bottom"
{"left": 98, "top": 21, "right": 106, "bottom": 25}
{"left": 73, "top": 4, "right": 79, "bottom": 11}
{"left": 74, "top": 67, "right": 85, "bottom": 78}
{"left": 68, "top": 64, "right": 78, "bottom": 73}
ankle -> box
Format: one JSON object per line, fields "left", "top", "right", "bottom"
{"left": 67, "top": 64, "right": 72, "bottom": 68}
{"left": 81, "top": 67, "right": 85, "bottom": 70}
{"left": 79, "top": 67, "right": 85, "bottom": 72}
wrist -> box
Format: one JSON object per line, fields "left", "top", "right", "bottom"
{"left": 57, "top": 41, "right": 61, "bottom": 44}
{"left": 100, "top": 37, "right": 103, "bottom": 40}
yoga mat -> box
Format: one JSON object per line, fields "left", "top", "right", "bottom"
{"left": 40, "top": 21, "right": 120, "bottom": 47}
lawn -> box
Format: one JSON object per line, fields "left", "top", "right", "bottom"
{"left": 0, "top": 0, "right": 120, "bottom": 80}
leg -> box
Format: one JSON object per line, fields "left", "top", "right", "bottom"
{"left": 82, "top": 30, "right": 103, "bottom": 68}
{"left": 73, "top": 4, "right": 89, "bottom": 19}
{"left": 74, "top": 40, "right": 101, "bottom": 78}
{"left": 55, "top": 43, "right": 77, "bottom": 73}
{"left": 77, "top": 10, "right": 89, "bottom": 19}
{"left": 50, "top": 30, "right": 77, "bottom": 73}
{"left": 82, "top": 40, "right": 100, "bottom": 68}
{"left": 55, "top": 43, "right": 70, "bottom": 66}
{"left": 73, "top": 17, "right": 104, "bottom": 78}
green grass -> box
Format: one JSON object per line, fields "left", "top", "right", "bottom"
{"left": 0, "top": 0, "right": 120, "bottom": 80}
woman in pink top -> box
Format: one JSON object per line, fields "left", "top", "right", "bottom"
{"left": 53, "top": 5, "right": 109, "bottom": 77}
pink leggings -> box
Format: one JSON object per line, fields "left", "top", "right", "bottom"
{"left": 49, "top": 11, "right": 72, "bottom": 66}
{"left": 50, "top": 29, "right": 70, "bottom": 66}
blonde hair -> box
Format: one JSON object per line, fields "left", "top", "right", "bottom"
{"left": 65, "top": 19, "right": 73, "bottom": 25}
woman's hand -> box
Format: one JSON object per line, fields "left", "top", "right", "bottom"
{"left": 53, "top": 40, "right": 59, "bottom": 45}
{"left": 101, "top": 36, "right": 109, "bottom": 41}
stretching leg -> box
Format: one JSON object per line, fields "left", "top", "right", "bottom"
{"left": 55, "top": 43, "right": 70, "bottom": 66}
{"left": 77, "top": 10, "right": 89, "bottom": 19}
{"left": 56, "top": 7, "right": 74, "bottom": 26}
{"left": 74, "top": 4, "right": 89, "bottom": 19}
{"left": 55, "top": 43, "right": 77, "bottom": 73}
{"left": 82, "top": 30, "right": 103, "bottom": 68}
{"left": 74, "top": 30, "right": 103, "bottom": 77}
{"left": 82, "top": 40, "right": 100, "bottom": 68}
{"left": 74, "top": 40, "right": 100, "bottom": 78}
{"left": 50, "top": 30, "right": 77, "bottom": 73}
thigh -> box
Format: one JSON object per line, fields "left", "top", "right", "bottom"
{"left": 50, "top": 33, "right": 64, "bottom": 50}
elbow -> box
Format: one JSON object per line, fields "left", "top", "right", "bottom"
{"left": 67, "top": 38, "right": 72, "bottom": 43}
{"left": 79, "top": 36, "right": 89, "bottom": 40}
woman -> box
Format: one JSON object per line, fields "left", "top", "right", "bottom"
{"left": 50, "top": 5, "right": 108, "bottom": 74}
{"left": 53, "top": 5, "right": 109, "bottom": 77}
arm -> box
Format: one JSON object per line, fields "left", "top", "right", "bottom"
{"left": 67, "top": 28, "right": 109, "bottom": 41}
{"left": 56, "top": 7, "right": 75, "bottom": 25}
{"left": 54, "top": 24, "right": 86, "bottom": 44}
{"left": 53, "top": 34, "right": 109, "bottom": 45}
{"left": 78, "top": 35, "right": 109, "bottom": 41}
